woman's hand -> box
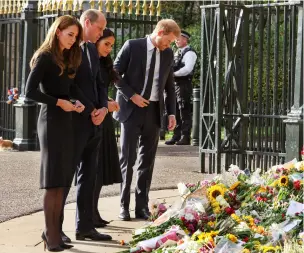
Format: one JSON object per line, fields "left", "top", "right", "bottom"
{"left": 74, "top": 100, "right": 85, "bottom": 113}
{"left": 56, "top": 99, "right": 75, "bottom": 112}
{"left": 108, "top": 100, "right": 120, "bottom": 112}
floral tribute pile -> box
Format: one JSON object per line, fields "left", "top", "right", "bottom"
{"left": 122, "top": 160, "right": 304, "bottom": 253}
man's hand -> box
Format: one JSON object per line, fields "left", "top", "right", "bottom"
{"left": 91, "top": 108, "right": 107, "bottom": 126}
{"left": 108, "top": 100, "right": 120, "bottom": 112}
{"left": 74, "top": 100, "right": 85, "bottom": 113}
{"left": 130, "top": 94, "right": 149, "bottom": 108}
{"left": 168, "top": 115, "right": 176, "bottom": 131}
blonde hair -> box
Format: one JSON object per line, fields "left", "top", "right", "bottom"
{"left": 80, "top": 9, "right": 104, "bottom": 25}
{"left": 154, "top": 19, "right": 181, "bottom": 38}
{"left": 30, "top": 15, "right": 82, "bottom": 78}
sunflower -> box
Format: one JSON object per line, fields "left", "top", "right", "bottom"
{"left": 261, "top": 245, "right": 281, "bottom": 253}
{"left": 278, "top": 175, "right": 289, "bottom": 187}
{"left": 230, "top": 181, "right": 241, "bottom": 190}
{"left": 208, "top": 185, "right": 226, "bottom": 202}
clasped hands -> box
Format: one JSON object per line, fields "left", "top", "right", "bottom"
{"left": 130, "top": 94, "right": 176, "bottom": 130}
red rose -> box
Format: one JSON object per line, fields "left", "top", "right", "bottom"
{"left": 282, "top": 213, "right": 285, "bottom": 218}
{"left": 243, "top": 237, "right": 249, "bottom": 242}
{"left": 293, "top": 180, "right": 301, "bottom": 190}
{"left": 224, "top": 207, "right": 235, "bottom": 215}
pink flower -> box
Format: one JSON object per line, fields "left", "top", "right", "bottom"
{"left": 158, "top": 203, "right": 167, "bottom": 212}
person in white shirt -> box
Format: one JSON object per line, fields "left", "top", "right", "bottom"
{"left": 165, "top": 30, "right": 197, "bottom": 145}
{"left": 113, "top": 19, "right": 180, "bottom": 221}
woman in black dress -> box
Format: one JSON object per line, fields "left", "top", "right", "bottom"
{"left": 93, "top": 28, "right": 122, "bottom": 227}
{"left": 25, "top": 16, "right": 92, "bottom": 251}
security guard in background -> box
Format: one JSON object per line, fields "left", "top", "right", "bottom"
{"left": 165, "top": 30, "right": 197, "bottom": 145}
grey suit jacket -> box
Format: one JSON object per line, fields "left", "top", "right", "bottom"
{"left": 113, "top": 38, "right": 176, "bottom": 123}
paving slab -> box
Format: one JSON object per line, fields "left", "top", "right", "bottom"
{"left": 0, "top": 189, "right": 180, "bottom": 253}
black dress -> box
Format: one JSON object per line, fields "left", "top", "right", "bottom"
{"left": 25, "top": 53, "right": 88, "bottom": 189}
{"left": 97, "top": 59, "right": 122, "bottom": 186}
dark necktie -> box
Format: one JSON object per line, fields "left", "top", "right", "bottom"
{"left": 83, "top": 43, "right": 99, "bottom": 104}
{"left": 143, "top": 48, "right": 156, "bottom": 100}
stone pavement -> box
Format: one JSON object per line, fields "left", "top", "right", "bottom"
{"left": 0, "top": 189, "right": 180, "bottom": 253}
{"left": 0, "top": 143, "right": 216, "bottom": 223}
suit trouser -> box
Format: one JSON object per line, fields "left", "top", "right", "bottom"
{"left": 174, "top": 79, "right": 192, "bottom": 138}
{"left": 60, "top": 121, "right": 101, "bottom": 233}
{"left": 120, "top": 101, "right": 160, "bottom": 210}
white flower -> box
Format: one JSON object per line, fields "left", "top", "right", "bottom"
{"left": 177, "top": 183, "right": 191, "bottom": 197}
{"left": 184, "top": 213, "right": 195, "bottom": 221}
{"left": 295, "top": 161, "right": 304, "bottom": 171}
{"left": 216, "top": 195, "right": 230, "bottom": 208}
{"left": 228, "top": 164, "right": 245, "bottom": 177}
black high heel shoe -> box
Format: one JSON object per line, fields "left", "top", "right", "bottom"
{"left": 41, "top": 232, "right": 64, "bottom": 252}
{"left": 60, "top": 242, "right": 74, "bottom": 249}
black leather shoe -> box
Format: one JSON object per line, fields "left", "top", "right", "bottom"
{"left": 118, "top": 208, "right": 131, "bottom": 221}
{"left": 60, "top": 230, "right": 71, "bottom": 243}
{"left": 135, "top": 208, "right": 151, "bottom": 220}
{"left": 175, "top": 136, "right": 190, "bottom": 145}
{"left": 94, "top": 221, "right": 107, "bottom": 228}
{"left": 75, "top": 228, "right": 112, "bottom": 241}
{"left": 100, "top": 218, "right": 110, "bottom": 225}
{"left": 165, "top": 136, "right": 180, "bottom": 145}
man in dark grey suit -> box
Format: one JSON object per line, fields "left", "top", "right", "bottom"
{"left": 113, "top": 19, "right": 181, "bottom": 221}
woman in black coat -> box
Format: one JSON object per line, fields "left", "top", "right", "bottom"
{"left": 93, "top": 28, "right": 122, "bottom": 227}
{"left": 25, "top": 16, "right": 89, "bottom": 251}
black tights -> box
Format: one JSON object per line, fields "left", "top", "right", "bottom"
{"left": 43, "top": 187, "right": 64, "bottom": 247}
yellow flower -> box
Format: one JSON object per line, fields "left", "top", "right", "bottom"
{"left": 278, "top": 175, "right": 289, "bottom": 187}
{"left": 257, "top": 186, "right": 267, "bottom": 193}
{"left": 211, "top": 201, "right": 220, "bottom": 208}
{"left": 243, "top": 215, "right": 255, "bottom": 227}
{"left": 214, "top": 207, "right": 221, "bottom": 214}
{"left": 184, "top": 229, "right": 189, "bottom": 235}
{"left": 261, "top": 245, "right": 281, "bottom": 252}
{"left": 210, "top": 231, "right": 219, "bottom": 237}
{"left": 270, "top": 180, "right": 278, "bottom": 187}
{"left": 231, "top": 213, "right": 242, "bottom": 223}
{"left": 230, "top": 181, "right": 241, "bottom": 190}
{"left": 208, "top": 185, "right": 226, "bottom": 202}
{"left": 252, "top": 225, "right": 266, "bottom": 235}
{"left": 207, "top": 221, "right": 215, "bottom": 227}
{"left": 197, "top": 231, "right": 216, "bottom": 246}
{"left": 242, "top": 249, "right": 250, "bottom": 253}
{"left": 227, "top": 234, "right": 238, "bottom": 243}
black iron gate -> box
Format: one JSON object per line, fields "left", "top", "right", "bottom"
{"left": 0, "top": 14, "right": 23, "bottom": 140}
{"left": 0, "top": 0, "right": 160, "bottom": 148}
{"left": 200, "top": 0, "right": 303, "bottom": 173}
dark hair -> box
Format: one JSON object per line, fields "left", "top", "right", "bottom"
{"left": 95, "top": 28, "right": 118, "bottom": 84}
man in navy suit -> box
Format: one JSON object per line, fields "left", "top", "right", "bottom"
{"left": 60, "top": 9, "right": 112, "bottom": 242}
{"left": 113, "top": 19, "right": 181, "bottom": 221}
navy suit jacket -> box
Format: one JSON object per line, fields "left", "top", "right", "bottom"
{"left": 74, "top": 42, "right": 108, "bottom": 119}
{"left": 113, "top": 38, "right": 176, "bottom": 124}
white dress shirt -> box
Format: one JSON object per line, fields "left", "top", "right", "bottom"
{"left": 141, "top": 36, "right": 160, "bottom": 101}
{"left": 174, "top": 46, "right": 197, "bottom": 77}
